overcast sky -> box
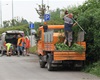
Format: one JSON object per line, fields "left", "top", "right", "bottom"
{"left": 0, "top": 0, "right": 86, "bottom": 23}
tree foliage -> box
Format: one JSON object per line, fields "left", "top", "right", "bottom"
{"left": 3, "top": 17, "right": 28, "bottom": 27}
{"left": 0, "top": 24, "right": 29, "bottom": 36}
{"left": 48, "top": 8, "right": 63, "bottom": 25}
{"left": 65, "top": 0, "right": 100, "bottom": 63}
{"left": 34, "top": 22, "right": 41, "bottom": 30}
{"left": 35, "top": 4, "right": 49, "bottom": 21}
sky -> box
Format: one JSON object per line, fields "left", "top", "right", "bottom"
{"left": 0, "top": 0, "right": 86, "bottom": 24}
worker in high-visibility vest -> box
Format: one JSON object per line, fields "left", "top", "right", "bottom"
{"left": 17, "top": 34, "right": 23, "bottom": 56}
{"left": 5, "top": 42, "right": 13, "bottom": 56}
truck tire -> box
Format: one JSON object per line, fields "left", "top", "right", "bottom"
{"left": 47, "top": 60, "right": 52, "bottom": 71}
{"left": 47, "top": 55, "right": 53, "bottom": 71}
{"left": 39, "top": 56, "right": 46, "bottom": 68}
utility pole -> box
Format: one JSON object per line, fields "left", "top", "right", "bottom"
{"left": 0, "top": 1, "right": 8, "bottom": 28}
{"left": 0, "top": 0, "right": 2, "bottom": 27}
{"left": 41, "top": 0, "right": 43, "bottom": 23}
{"left": 12, "top": 0, "right": 14, "bottom": 26}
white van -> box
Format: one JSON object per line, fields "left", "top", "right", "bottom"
{"left": 0, "top": 30, "right": 24, "bottom": 54}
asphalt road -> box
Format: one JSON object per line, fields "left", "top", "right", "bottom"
{"left": 0, "top": 54, "right": 100, "bottom": 80}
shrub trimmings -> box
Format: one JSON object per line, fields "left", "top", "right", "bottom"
{"left": 55, "top": 43, "right": 84, "bottom": 54}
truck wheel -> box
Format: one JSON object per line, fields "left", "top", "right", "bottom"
{"left": 47, "top": 57, "right": 53, "bottom": 71}
{"left": 39, "top": 56, "right": 46, "bottom": 68}
{"left": 47, "top": 61, "right": 52, "bottom": 71}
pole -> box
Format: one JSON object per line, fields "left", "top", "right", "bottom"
{"left": 12, "top": 0, "right": 13, "bottom": 26}
{"left": 0, "top": 1, "right": 2, "bottom": 27}
{"left": 72, "top": 18, "right": 86, "bottom": 34}
{"left": 41, "top": 0, "right": 43, "bottom": 23}
{"left": 30, "top": 29, "right": 32, "bottom": 47}
{"left": 0, "top": 2, "right": 8, "bottom": 28}
{"left": 42, "top": 0, "right": 43, "bottom": 10}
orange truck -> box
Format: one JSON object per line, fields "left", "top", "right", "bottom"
{"left": 37, "top": 25, "right": 86, "bottom": 71}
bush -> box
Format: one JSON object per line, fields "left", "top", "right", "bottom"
{"left": 67, "top": 0, "right": 100, "bottom": 63}
{"left": 84, "top": 61, "right": 100, "bottom": 77}
{"left": 0, "top": 24, "right": 29, "bottom": 36}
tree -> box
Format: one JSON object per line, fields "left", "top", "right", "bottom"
{"left": 47, "top": 8, "right": 63, "bottom": 25}
{"left": 35, "top": 4, "right": 49, "bottom": 23}
{"left": 3, "top": 17, "right": 28, "bottom": 27}
{"left": 67, "top": 0, "right": 100, "bottom": 63}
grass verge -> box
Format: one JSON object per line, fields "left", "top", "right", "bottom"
{"left": 29, "top": 46, "right": 37, "bottom": 54}
{"left": 83, "top": 61, "right": 100, "bottom": 77}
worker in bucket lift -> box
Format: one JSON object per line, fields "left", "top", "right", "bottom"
{"left": 63, "top": 13, "right": 77, "bottom": 47}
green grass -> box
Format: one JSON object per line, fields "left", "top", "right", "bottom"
{"left": 84, "top": 61, "right": 100, "bottom": 77}
{"left": 29, "top": 46, "right": 37, "bottom": 54}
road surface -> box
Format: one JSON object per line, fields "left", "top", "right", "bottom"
{"left": 0, "top": 54, "right": 100, "bottom": 80}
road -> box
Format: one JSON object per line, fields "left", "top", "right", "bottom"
{"left": 0, "top": 54, "right": 100, "bottom": 80}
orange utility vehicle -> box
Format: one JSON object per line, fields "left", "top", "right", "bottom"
{"left": 37, "top": 25, "right": 86, "bottom": 71}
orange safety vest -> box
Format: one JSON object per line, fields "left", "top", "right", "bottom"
{"left": 22, "top": 37, "right": 25, "bottom": 43}
{"left": 17, "top": 37, "right": 22, "bottom": 46}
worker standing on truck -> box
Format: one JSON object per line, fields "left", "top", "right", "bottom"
{"left": 64, "top": 13, "right": 77, "bottom": 46}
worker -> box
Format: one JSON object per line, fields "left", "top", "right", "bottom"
{"left": 63, "top": 13, "right": 77, "bottom": 47}
{"left": 25, "top": 36, "right": 30, "bottom": 56}
{"left": 43, "top": 22, "right": 48, "bottom": 32}
{"left": 5, "top": 42, "right": 13, "bottom": 56}
{"left": 17, "top": 34, "right": 23, "bottom": 56}
{"left": 12, "top": 35, "right": 17, "bottom": 55}
{"left": 21, "top": 34, "right": 26, "bottom": 52}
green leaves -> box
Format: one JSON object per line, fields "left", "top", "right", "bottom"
{"left": 55, "top": 43, "right": 69, "bottom": 51}
{"left": 84, "top": 61, "right": 100, "bottom": 77}
{"left": 70, "top": 43, "right": 84, "bottom": 54}
{"left": 48, "top": 8, "right": 64, "bottom": 25}
{"left": 0, "top": 24, "right": 29, "bottom": 35}
{"left": 55, "top": 43, "right": 84, "bottom": 54}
